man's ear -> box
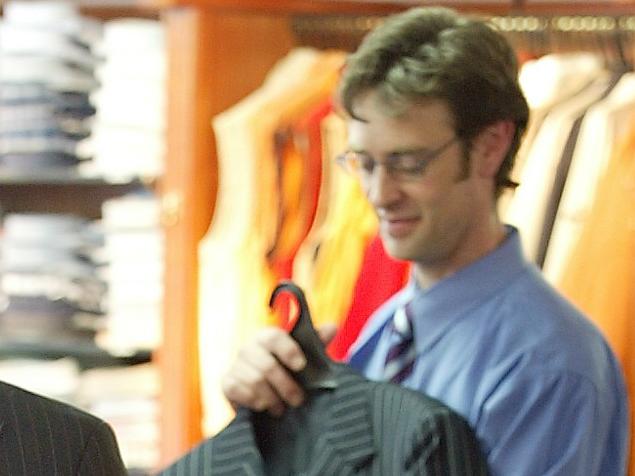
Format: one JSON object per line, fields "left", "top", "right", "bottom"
{"left": 472, "top": 120, "right": 515, "bottom": 179}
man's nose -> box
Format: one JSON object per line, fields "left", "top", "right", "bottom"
{"left": 364, "top": 165, "right": 401, "bottom": 208}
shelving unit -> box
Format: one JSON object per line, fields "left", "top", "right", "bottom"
{"left": 0, "top": 179, "right": 144, "bottom": 218}
{"left": 0, "top": 3, "right": 164, "bottom": 472}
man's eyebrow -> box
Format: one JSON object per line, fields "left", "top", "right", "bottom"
{"left": 344, "top": 146, "right": 433, "bottom": 156}
{"left": 346, "top": 147, "right": 368, "bottom": 154}
{"left": 387, "top": 146, "right": 434, "bottom": 155}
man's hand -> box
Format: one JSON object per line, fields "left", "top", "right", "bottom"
{"left": 221, "top": 323, "right": 338, "bottom": 417}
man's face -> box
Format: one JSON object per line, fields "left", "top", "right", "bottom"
{"left": 347, "top": 91, "right": 484, "bottom": 270}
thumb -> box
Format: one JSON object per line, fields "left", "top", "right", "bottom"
{"left": 317, "top": 323, "right": 338, "bottom": 345}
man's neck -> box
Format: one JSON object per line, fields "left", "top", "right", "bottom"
{"left": 413, "top": 221, "right": 507, "bottom": 290}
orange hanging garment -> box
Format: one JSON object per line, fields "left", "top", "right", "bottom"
{"left": 558, "top": 117, "right": 635, "bottom": 475}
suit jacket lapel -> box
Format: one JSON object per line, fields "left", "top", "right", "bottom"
{"left": 209, "top": 409, "right": 265, "bottom": 476}
{"left": 308, "top": 369, "right": 376, "bottom": 476}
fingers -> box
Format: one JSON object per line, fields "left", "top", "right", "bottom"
{"left": 221, "top": 327, "right": 307, "bottom": 417}
{"left": 224, "top": 354, "right": 286, "bottom": 417}
{"left": 317, "top": 323, "right": 338, "bottom": 345}
{"left": 257, "top": 327, "right": 306, "bottom": 372}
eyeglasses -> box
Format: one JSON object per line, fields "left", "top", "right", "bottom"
{"left": 336, "top": 136, "right": 459, "bottom": 182}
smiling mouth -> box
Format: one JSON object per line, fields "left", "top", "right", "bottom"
{"left": 382, "top": 217, "right": 419, "bottom": 238}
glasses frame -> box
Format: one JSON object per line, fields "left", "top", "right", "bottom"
{"left": 336, "top": 136, "right": 459, "bottom": 182}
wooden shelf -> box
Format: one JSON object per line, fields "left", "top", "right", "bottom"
{"left": 145, "top": 0, "right": 635, "bottom": 16}
{"left": 0, "top": 0, "right": 159, "bottom": 16}
{"left": 78, "top": 3, "right": 161, "bottom": 18}
{"left": 0, "top": 340, "right": 152, "bottom": 370}
{"left": 0, "top": 170, "right": 145, "bottom": 186}
{"left": 146, "top": 0, "right": 522, "bottom": 15}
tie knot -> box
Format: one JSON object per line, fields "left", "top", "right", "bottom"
{"left": 392, "top": 305, "right": 412, "bottom": 339}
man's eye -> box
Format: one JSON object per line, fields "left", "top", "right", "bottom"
{"left": 392, "top": 154, "right": 425, "bottom": 172}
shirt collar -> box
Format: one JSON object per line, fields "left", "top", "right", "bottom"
{"left": 349, "top": 226, "right": 529, "bottom": 361}
{"left": 408, "top": 225, "right": 528, "bottom": 354}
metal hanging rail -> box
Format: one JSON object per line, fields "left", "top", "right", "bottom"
{"left": 291, "top": 12, "right": 635, "bottom": 52}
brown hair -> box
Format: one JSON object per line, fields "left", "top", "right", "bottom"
{"left": 338, "top": 7, "right": 529, "bottom": 194}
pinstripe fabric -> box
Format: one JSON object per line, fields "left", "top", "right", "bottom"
{"left": 158, "top": 366, "right": 488, "bottom": 475}
{"left": 0, "top": 381, "right": 127, "bottom": 476}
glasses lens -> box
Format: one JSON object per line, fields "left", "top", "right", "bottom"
{"left": 390, "top": 154, "right": 427, "bottom": 177}
{"left": 336, "top": 137, "right": 456, "bottom": 181}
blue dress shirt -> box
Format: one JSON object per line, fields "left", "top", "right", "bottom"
{"left": 349, "top": 226, "right": 629, "bottom": 476}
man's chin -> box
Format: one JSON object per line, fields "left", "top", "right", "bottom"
{"left": 381, "top": 239, "right": 415, "bottom": 262}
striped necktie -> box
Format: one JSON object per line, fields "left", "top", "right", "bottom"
{"left": 383, "top": 303, "right": 416, "bottom": 384}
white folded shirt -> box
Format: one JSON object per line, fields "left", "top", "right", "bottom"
{"left": 2, "top": 0, "right": 102, "bottom": 45}
{"left": 0, "top": 56, "right": 99, "bottom": 92}
{"left": 0, "top": 22, "right": 98, "bottom": 68}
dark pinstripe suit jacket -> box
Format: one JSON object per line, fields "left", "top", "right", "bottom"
{"left": 158, "top": 365, "right": 488, "bottom": 476}
{"left": 0, "top": 381, "right": 127, "bottom": 476}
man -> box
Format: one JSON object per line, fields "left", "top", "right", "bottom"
{"left": 222, "top": 7, "right": 629, "bottom": 475}
{"left": 0, "top": 380, "right": 127, "bottom": 475}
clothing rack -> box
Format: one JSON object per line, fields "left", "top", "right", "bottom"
{"left": 493, "top": 14, "right": 635, "bottom": 67}
{"left": 291, "top": 13, "right": 635, "bottom": 65}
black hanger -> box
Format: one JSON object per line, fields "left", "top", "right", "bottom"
{"left": 269, "top": 280, "right": 338, "bottom": 390}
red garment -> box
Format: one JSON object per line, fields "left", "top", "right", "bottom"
{"left": 269, "top": 100, "right": 332, "bottom": 326}
{"left": 328, "top": 234, "right": 410, "bottom": 360}
{"left": 270, "top": 100, "right": 332, "bottom": 283}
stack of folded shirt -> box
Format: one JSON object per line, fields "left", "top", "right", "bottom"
{"left": 0, "top": 212, "right": 105, "bottom": 345}
{"left": 81, "top": 18, "right": 167, "bottom": 180}
{"left": 96, "top": 193, "right": 164, "bottom": 353}
{"left": 0, "top": 1, "right": 101, "bottom": 174}
{"left": 0, "top": 357, "right": 80, "bottom": 403}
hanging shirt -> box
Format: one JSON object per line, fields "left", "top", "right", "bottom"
{"left": 348, "top": 226, "right": 629, "bottom": 476}
{"left": 200, "top": 48, "right": 326, "bottom": 435}
{"left": 544, "top": 72, "right": 635, "bottom": 283}
{"left": 200, "top": 49, "right": 350, "bottom": 435}
{"left": 558, "top": 118, "right": 635, "bottom": 476}
{"left": 504, "top": 72, "right": 612, "bottom": 262}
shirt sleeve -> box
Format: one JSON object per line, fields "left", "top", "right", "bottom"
{"left": 476, "top": 370, "right": 618, "bottom": 476}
